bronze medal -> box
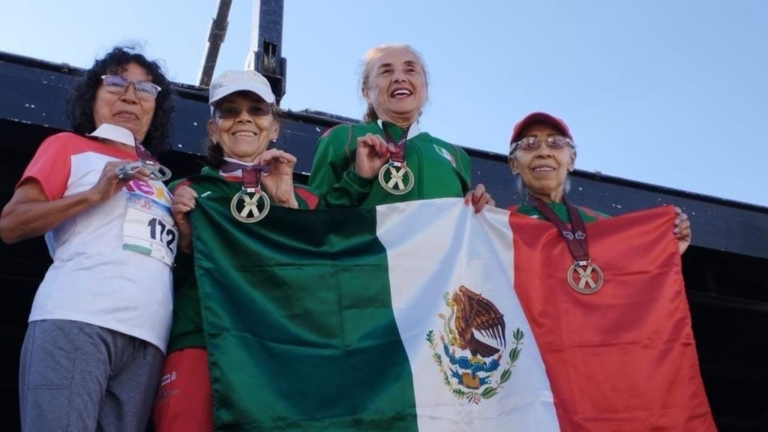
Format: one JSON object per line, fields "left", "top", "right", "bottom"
{"left": 378, "top": 162, "right": 414, "bottom": 195}
{"left": 378, "top": 123, "right": 415, "bottom": 196}
{"left": 567, "top": 260, "right": 604, "bottom": 294}
{"left": 230, "top": 188, "right": 270, "bottom": 223}
{"left": 143, "top": 161, "right": 172, "bottom": 181}
{"left": 530, "top": 197, "right": 604, "bottom": 295}
{"left": 221, "top": 161, "right": 270, "bottom": 223}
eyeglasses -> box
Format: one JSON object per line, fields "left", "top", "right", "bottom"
{"left": 215, "top": 104, "right": 272, "bottom": 120}
{"left": 509, "top": 135, "right": 573, "bottom": 155}
{"left": 101, "top": 75, "right": 161, "bottom": 101}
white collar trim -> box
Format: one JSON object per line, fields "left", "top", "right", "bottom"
{"left": 377, "top": 120, "right": 422, "bottom": 140}
{"left": 223, "top": 156, "right": 259, "bottom": 166}
{"left": 88, "top": 124, "right": 136, "bottom": 147}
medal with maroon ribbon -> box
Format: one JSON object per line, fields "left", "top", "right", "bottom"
{"left": 530, "top": 196, "right": 604, "bottom": 294}
{"left": 377, "top": 126, "right": 414, "bottom": 195}
{"left": 116, "top": 143, "right": 172, "bottom": 182}
{"left": 221, "top": 161, "right": 270, "bottom": 223}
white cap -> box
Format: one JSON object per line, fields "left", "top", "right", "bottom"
{"left": 208, "top": 70, "right": 276, "bottom": 113}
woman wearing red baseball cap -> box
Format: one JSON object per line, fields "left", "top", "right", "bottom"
{"left": 507, "top": 112, "right": 692, "bottom": 254}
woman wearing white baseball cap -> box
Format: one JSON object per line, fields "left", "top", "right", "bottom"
{"left": 153, "top": 69, "right": 314, "bottom": 432}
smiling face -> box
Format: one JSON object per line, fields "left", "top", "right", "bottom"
{"left": 509, "top": 123, "right": 576, "bottom": 203}
{"left": 362, "top": 46, "right": 428, "bottom": 126}
{"left": 92, "top": 62, "right": 156, "bottom": 142}
{"left": 207, "top": 91, "right": 279, "bottom": 163}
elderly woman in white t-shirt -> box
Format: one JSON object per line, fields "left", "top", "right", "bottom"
{"left": 0, "top": 47, "right": 175, "bottom": 432}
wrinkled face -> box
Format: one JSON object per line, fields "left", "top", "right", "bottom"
{"left": 509, "top": 123, "right": 576, "bottom": 200}
{"left": 92, "top": 62, "right": 156, "bottom": 142}
{"left": 208, "top": 92, "right": 279, "bottom": 163}
{"left": 363, "top": 47, "right": 427, "bottom": 124}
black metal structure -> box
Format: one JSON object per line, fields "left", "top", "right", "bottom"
{"left": 1, "top": 6, "right": 767, "bottom": 431}
{"left": 197, "top": 0, "right": 233, "bottom": 87}
{"left": 244, "top": 0, "right": 287, "bottom": 103}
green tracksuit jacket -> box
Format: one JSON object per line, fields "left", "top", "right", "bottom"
{"left": 508, "top": 202, "right": 611, "bottom": 223}
{"left": 308, "top": 121, "right": 472, "bottom": 208}
{"left": 167, "top": 167, "right": 314, "bottom": 352}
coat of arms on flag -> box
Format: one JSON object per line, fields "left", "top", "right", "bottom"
{"left": 427, "top": 285, "right": 525, "bottom": 404}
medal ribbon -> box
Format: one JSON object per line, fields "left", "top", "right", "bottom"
{"left": 135, "top": 143, "right": 160, "bottom": 165}
{"left": 220, "top": 161, "right": 269, "bottom": 190}
{"left": 529, "top": 196, "right": 590, "bottom": 262}
{"left": 381, "top": 124, "right": 411, "bottom": 164}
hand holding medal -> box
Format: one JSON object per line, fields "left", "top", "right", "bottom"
{"left": 354, "top": 133, "right": 395, "bottom": 177}
{"left": 116, "top": 142, "right": 172, "bottom": 182}
{"left": 89, "top": 123, "right": 172, "bottom": 183}
{"left": 89, "top": 160, "right": 150, "bottom": 204}
{"left": 256, "top": 149, "right": 299, "bottom": 209}
{"left": 354, "top": 129, "right": 415, "bottom": 195}
{"left": 221, "top": 161, "right": 271, "bottom": 223}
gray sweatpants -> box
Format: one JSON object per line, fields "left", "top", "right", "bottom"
{"left": 19, "top": 319, "right": 164, "bottom": 432}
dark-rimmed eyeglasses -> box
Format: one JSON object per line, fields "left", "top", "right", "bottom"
{"left": 101, "top": 75, "right": 161, "bottom": 101}
{"left": 509, "top": 135, "right": 573, "bottom": 156}
{"left": 215, "top": 104, "right": 272, "bottom": 120}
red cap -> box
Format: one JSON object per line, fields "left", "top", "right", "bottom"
{"left": 510, "top": 112, "right": 572, "bottom": 144}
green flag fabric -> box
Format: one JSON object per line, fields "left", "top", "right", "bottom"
{"left": 188, "top": 180, "right": 714, "bottom": 431}
{"left": 190, "top": 187, "right": 556, "bottom": 431}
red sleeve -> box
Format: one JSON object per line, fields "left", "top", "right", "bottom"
{"left": 171, "top": 179, "right": 192, "bottom": 194}
{"left": 294, "top": 185, "right": 319, "bottom": 210}
{"left": 18, "top": 133, "right": 73, "bottom": 201}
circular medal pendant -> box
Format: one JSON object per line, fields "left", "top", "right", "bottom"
{"left": 147, "top": 163, "right": 172, "bottom": 182}
{"left": 230, "top": 189, "right": 270, "bottom": 223}
{"left": 115, "top": 161, "right": 144, "bottom": 181}
{"left": 567, "top": 261, "right": 604, "bottom": 294}
{"left": 378, "top": 162, "right": 414, "bottom": 195}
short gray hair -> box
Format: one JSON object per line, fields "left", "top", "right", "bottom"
{"left": 359, "top": 44, "right": 429, "bottom": 123}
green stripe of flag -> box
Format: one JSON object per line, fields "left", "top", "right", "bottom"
{"left": 191, "top": 192, "right": 419, "bottom": 431}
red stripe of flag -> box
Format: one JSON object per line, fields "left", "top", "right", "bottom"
{"left": 509, "top": 206, "right": 715, "bottom": 431}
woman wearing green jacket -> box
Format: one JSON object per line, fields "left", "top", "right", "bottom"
{"left": 308, "top": 44, "right": 493, "bottom": 211}
{"left": 153, "top": 69, "right": 313, "bottom": 432}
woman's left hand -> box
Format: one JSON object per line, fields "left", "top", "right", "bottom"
{"left": 464, "top": 184, "right": 495, "bottom": 213}
{"left": 674, "top": 206, "right": 692, "bottom": 255}
{"left": 171, "top": 185, "right": 198, "bottom": 254}
{"left": 257, "top": 149, "right": 299, "bottom": 209}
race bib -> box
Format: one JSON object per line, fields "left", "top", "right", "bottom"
{"left": 122, "top": 181, "right": 177, "bottom": 266}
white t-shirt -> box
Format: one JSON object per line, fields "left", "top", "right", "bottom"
{"left": 20, "top": 132, "right": 175, "bottom": 352}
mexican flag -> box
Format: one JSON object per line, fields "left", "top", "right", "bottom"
{"left": 190, "top": 195, "right": 715, "bottom": 431}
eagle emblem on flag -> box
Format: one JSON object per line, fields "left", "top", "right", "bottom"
{"left": 427, "top": 285, "right": 524, "bottom": 404}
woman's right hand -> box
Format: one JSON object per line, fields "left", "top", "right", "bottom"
{"left": 257, "top": 149, "right": 299, "bottom": 209}
{"left": 171, "top": 185, "right": 197, "bottom": 253}
{"left": 89, "top": 160, "right": 150, "bottom": 204}
{"left": 354, "top": 133, "right": 395, "bottom": 179}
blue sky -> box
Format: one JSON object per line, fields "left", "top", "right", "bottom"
{"left": 1, "top": 0, "right": 766, "bottom": 206}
